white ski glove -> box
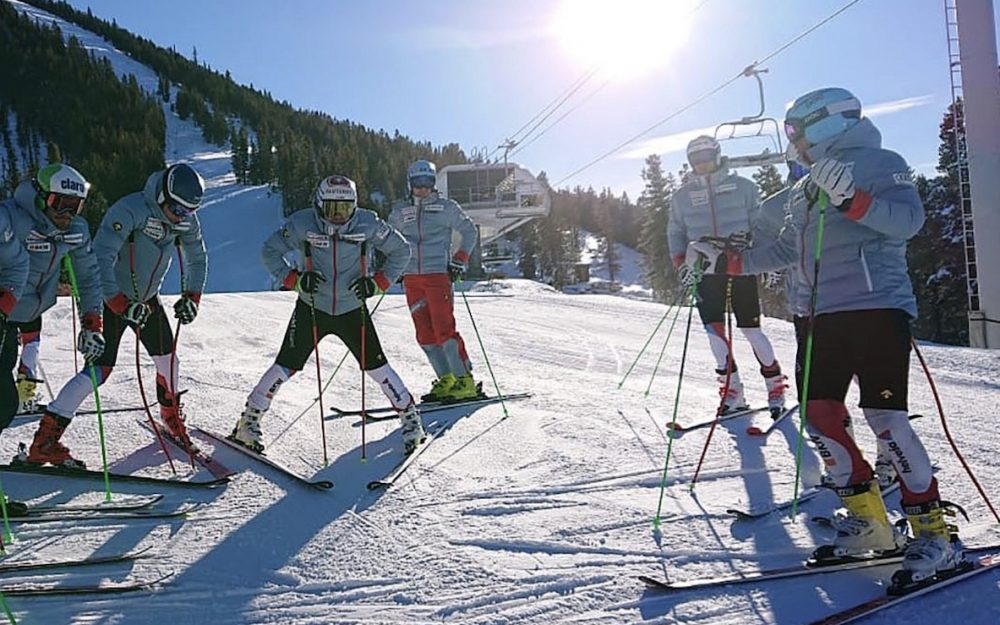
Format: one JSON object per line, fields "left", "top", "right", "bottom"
{"left": 810, "top": 158, "right": 855, "bottom": 208}
{"left": 77, "top": 313, "right": 106, "bottom": 361}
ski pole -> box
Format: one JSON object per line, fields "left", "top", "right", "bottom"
{"left": 128, "top": 239, "right": 178, "bottom": 474}
{"left": 911, "top": 337, "right": 1000, "bottom": 525}
{"left": 303, "top": 243, "right": 329, "bottom": 466}
{"left": 0, "top": 473, "right": 13, "bottom": 546}
{"left": 644, "top": 298, "right": 685, "bottom": 397}
{"left": 457, "top": 279, "right": 507, "bottom": 417}
{"left": 0, "top": 590, "right": 14, "bottom": 625}
{"left": 63, "top": 256, "right": 112, "bottom": 502}
{"left": 358, "top": 242, "right": 368, "bottom": 462}
{"left": 690, "top": 276, "right": 735, "bottom": 488}
{"left": 169, "top": 241, "right": 196, "bottom": 467}
{"left": 652, "top": 276, "right": 700, "bottom": 529}
{"left": 70, "top": 292, "right": 78, "bottom": 372}
{"left": 791, "top": 192, "right": 829, "bottom": 516}
{"left": 618, "top": 300, "right": 676, "bottom": 389}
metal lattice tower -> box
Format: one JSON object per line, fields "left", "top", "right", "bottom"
{"left": 945, "top": 0, "right": 980, "bottom": 313}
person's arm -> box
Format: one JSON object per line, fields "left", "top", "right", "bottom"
{"left": 92, "top": 200, "right": 137, "bottom": 309}
{"left": 448, "top": 200, "right": 478, "bottom": 267}
{"left": 370, "top": 217, "right": 411, "bottom": 290}
{"left": 0, "top": 211, "right": 28, "bottom": 316}
{"left": 262, "top": 220, "right": 302, "bottom": 290}
{"left": 177, "top": 214, "right": 208, "bottom": 297}
{"left": 66, "top": 222, "right": 103, "bottom": 316}
{"left": 666, "top": 194, "right": 687, "bottom": 268}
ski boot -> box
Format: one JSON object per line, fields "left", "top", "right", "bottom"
{"left": 160, "top": 392, "right": 193, "bottom": 450}
{"left": 443, "top": 374, "right": 479, "bottom": 402}
{"left": 398, "top": 402, "right": 426, "bottom": 455}
{"left": 230, "top": 403, "right": 265, "bottom": 454}
{"left": 1, "top": 498, "right": 28, "bottom": 517}
{"left": 421, "top": 374, "right": 456, "bottom": 402}
{"left": 21, "top": 413, "right": 86, "bottom": 469}
{"left": 810, "top": 480, "right": 905, "bottom": 564}
{"left": 716, "top": 368, "right": 748, "bottom": 415}
{"left": 762, "top": 364, "right": 787, "bottom": 419}
{"left": 16, "top": 372, "right": 39, "bottom": 414}
{"left": 890, "top": 500, "right": 969, "bottom": 593}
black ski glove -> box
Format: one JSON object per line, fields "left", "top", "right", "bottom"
{"left": 349, "top": 276, "right": 378, "bottom": 300}
{"left": 297, "top": 271, "right": 325, "bottom": 294}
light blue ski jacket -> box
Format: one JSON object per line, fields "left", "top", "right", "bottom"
{"left": 388, "top": 191, "right": 477, "bottom": 274}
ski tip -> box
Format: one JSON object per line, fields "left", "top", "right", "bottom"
{"left": 366, "top": 480, "right": 389, "bottom": 491}
{"left": 310, "top": 480, "right": 335, "bottom": 490}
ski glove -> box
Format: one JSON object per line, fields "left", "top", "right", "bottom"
{"left": 297, "top": 270, "right": 325, "bottom": 294}
{"left": 677, "top": 263, "right": 698, "bottom": 289}
{"left": 0, "top": 288, "right": 14, "bottom": 324}
{"left": 448, "top": 259, "right": 467, "bottom": 283}
{"left": 810, "top": 158, "right": 855, "bottom": 209}
{"left": 687, "top": 240, "right": 742, "bottom": 276}
{"left": 174, "top": 292, "right": 200, "bottom": 325}
{"left": 77, "top": 313, "right": 105, "bottom": 361}
{"left": 349, "top": 276, "right": 379, "bottom": 300}
{"left": 123, "top": 301, "right": 152, "bottom": 328}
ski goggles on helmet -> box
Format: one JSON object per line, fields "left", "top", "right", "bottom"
{"left": 687, "top": 149, "right": 719, "bottom": 167}
{"left": 44, "top": 192, "right": 85, "bottom": 216}
{"left": 784, "top": 99, "right": 861, "bottom": 144}
{"left": 409, "top": 175, "right": 435, "bottom": 189}
{"left": 319, "top": 199, "right": 356, "bottom": 221}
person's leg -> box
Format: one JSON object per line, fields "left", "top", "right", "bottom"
{"left": 0, "top": 323, "right": 18, "bottom": 433}
{"left": 404, "top": 275, "right": 454, "bottom": 398}
{"left": 697, "top": 276, "right": 745, "bottom": 411}
{"left": 15, "top": 318, "right": 42, "bottom": 411}
{"left": 732, "top": 277, "right": 785, "bottom": 413}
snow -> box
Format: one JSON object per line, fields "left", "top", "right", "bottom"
{"left": 3, "top": 282, "right": 999, "bottom": 624}
{"left": 576, "top": 232, "right": 653, "bottom": 298}
{"left": 3, "top": 2, "right": 999, "bottom": 624}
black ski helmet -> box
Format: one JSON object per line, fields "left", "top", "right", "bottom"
{"left": 158, "top": 163, "right": 204, "bottom": 210}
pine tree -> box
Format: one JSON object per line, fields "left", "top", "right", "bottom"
{"left": 753, "top": 163, "right": 784, "bottom": 197}
{"left": 636, "top": 154, "right": 676, "bottom": 299}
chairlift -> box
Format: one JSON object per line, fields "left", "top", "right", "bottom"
{"left": 714, "top": 66, "right": 786, "bottom": 170}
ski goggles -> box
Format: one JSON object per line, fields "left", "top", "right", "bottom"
{"left": 319, "top": 199, "right": 356, "bottom": 221}
{"left": 164, "top": 201, "right": 198, "bottom": 219}
{"left": 784, "top": 98, "right": 861, "bottom": 144}
{"left": 687, "top": 149, "right": 718, "bottom": 167}
{"left": 44, "top": 192, "right": 85, "bottom": 216}
{"left": 409, "top": 175, "right": 435, "bottom": 189}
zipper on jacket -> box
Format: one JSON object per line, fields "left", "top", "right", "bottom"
{"left": 859, "top": 247, "right": 873, "bottom": 292}
{"left": 29, "top": 245, "right": 59, "bottom": 320}
{"left": 416, "top": 201, "right": 423, "bottom": 274}
{"left": 144, "top": 247, "right": 166, "bottom": 301}
{"left": 331, "top": 238, "right": 337, "bottom": 315}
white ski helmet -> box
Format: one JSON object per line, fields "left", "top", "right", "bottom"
{"left": 407, "top": 159, "right": 437, "bottom": 189}
{"left": 315, "top": 174, "right": 358, "bottom": 223}
{"left": 686, "top": 135, "right": 721, "bottom": 171}
{"left": 34, "top": 163, "right": 90, "bottom": 215}
{"left": 157, "top": 163, "right": 205, "bottom": 213}
{"left": 784, "top": 87, "right": 862, "bottom": 148}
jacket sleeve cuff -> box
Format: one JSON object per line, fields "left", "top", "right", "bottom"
{"left": 281, "top": 270, "right": 300, "bottom": 291}
{"left": 671, "top": 254, "right": 685, "bottom": 269}
{"left": 0, "top": 290, "right": 15, "bottom": 316}
{"left": 373, "top": 272, "right": 391, "bottom": 292}
{"left": 183, "top": 291, "right": 202, "bottom": 305}
{"left": 843, "top": 190, "right": 873, "bottom": 221}
{"left": 452, "top": 250, "right": 470, "bottom": 264}
{"left": 82, "top": 312, "right": 103, "bottom": 332}
{"left": 107, "top": 292, "right": 129, "bottom": 315}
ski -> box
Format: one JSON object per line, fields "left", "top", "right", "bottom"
{"left": 137, "top": 419, "right": 236, "bottom": 479}
{"left": 366, "top": 415, "right": 461, "bottom": 490}
{"left": 0, "top": 545, "right": 153, "bottom": 574}
{"left": 745, "top": 404, "right": 799, "bottom": 437}
{"left": 8, "top": 502, "right": 202, "bottom": 523}
{"left": 329, "top": 392, "right": 532, "bottom": 421}
{"left": 0, "top": 462, "right": 229, "bottom": 489}
{"left": 638, "top": 543, "right": 1000, "bottom": 594}
{"left": 726, "top": 480, "right": 903, "bottom": 521}
{"left": 13, "top": 494, "right": 164, "bottom": 515}
{"left": 807, "top": 552, "right": 1000, "bottom": 625}
{"left": 12, "top": 404, "right": 146, "bottom": 423}
{"left": 664, "top": 406, "right": 771, "bottom": 438}
{"left": 0, "top": 572, "right": 173, "bottom": 597}
{"left": 193, "top": 427, "right": 333, "bottom": 491}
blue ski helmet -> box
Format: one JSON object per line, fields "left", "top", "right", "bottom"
{"left": 784, "top": 88, "right": 862, "bottom": 148}
{"left": 158, "top": 163, "right": 205, "bottom": 212}
{"left": 407, "top": 160, "right": 437, "bottom": 190}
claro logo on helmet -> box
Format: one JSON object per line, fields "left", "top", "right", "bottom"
{"left": 60, "top": 178, "right": 86, "bottom": 193}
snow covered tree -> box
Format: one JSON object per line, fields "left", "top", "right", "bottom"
{"left": 908, "top": 101, "right": 969, "bottom": 345}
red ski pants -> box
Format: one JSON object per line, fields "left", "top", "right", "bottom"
{"left": 403, "top": 274, "right": 469, "bottom": 355}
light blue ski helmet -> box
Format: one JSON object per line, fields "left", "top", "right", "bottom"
{"left": 784, "top": 87, "right": 862, "bottom": 148}
{"left": 407, "top": 159, "right": 437, "bottom": 189}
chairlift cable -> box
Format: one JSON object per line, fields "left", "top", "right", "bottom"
{"left": 553, "top": 0, "right": 865, "bottom": 187}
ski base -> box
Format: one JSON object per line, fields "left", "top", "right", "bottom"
{"left": 665, "top": 406, "right": 770, "bottom": 438}
{"left": 8, "top": 502, "right": 201, "bottom": 523}
{"left": 194, "top": 427, "right": 333, "bottom": 491}
{"left": 0, "top": 572, "right": 173, "bottom": 597}
{"left": 0, "top": 546, "right": 153, "bottom": 574}
{"left": 367, "top": 418, "right": 455, "bottom": 490}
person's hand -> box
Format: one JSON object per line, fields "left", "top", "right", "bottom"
{"left": 77, "top": 313, "right": 105, "bottom": 360}
{"left": 174, "top": 292, "right": 200, "bottom": 324}
{"left": 297, "top": 271, "right": 326, "bottom": 294}
{"left": 349, "top": 276, "right": 378, "bottom": 300}
{"left": 810, "top": 158, "right": 855, "bottom": 209}
{"left": 447, "top": 258, "right": 466, "bottom": 283}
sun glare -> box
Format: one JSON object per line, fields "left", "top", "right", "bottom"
{"left": 552, "top": 0, "right": 694, "bottom": 81}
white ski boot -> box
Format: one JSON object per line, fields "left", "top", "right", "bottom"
{"left": 230, "top": 403, "right": 265, "bottom": 454}
{"left": 398, "top": 402, "right": 426, "bottom": 455}
{"left": 812, "top": 480, "right": 905, "bottom": 562}
{"left": 716, "top": 369, "right": 748, "bottom": 414}
{"left": 897, "top": 500, "right": 966, "bottom": 586}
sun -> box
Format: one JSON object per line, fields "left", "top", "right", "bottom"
{"left": 552, "top": 0, "right": 695, "bottom": 81}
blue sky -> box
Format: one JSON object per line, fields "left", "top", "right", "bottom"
{"left": 67, "top": 0, "right": 1000, "bottom": 200}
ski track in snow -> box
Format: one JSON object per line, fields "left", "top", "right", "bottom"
{"left": 5, "top": 2, "right": 1000, "bottom": 624}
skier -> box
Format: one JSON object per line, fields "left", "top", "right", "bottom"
{"left": 26, "top": 163, "right": 207, "bottom": 466}
{"left": 692, "top": 87, "right": 961, "bottom": 588}
{"left": 0, "top": 164, "right": 106, "bottom": 468}
{"left": 668, "top": 135, "right": 787, "bottom": 416}
{"left": 231, "top": 174, "right": 426, "bottom": 454}
{"left": 0, "top": 193, "right": 30, "bottom": 437}
{"left": 388, "top": 160, "right": 479, "bottom": 402}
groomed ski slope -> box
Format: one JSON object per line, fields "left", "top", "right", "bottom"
{"left": 2, "top": 280, "right": 998, "bottom": 625}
